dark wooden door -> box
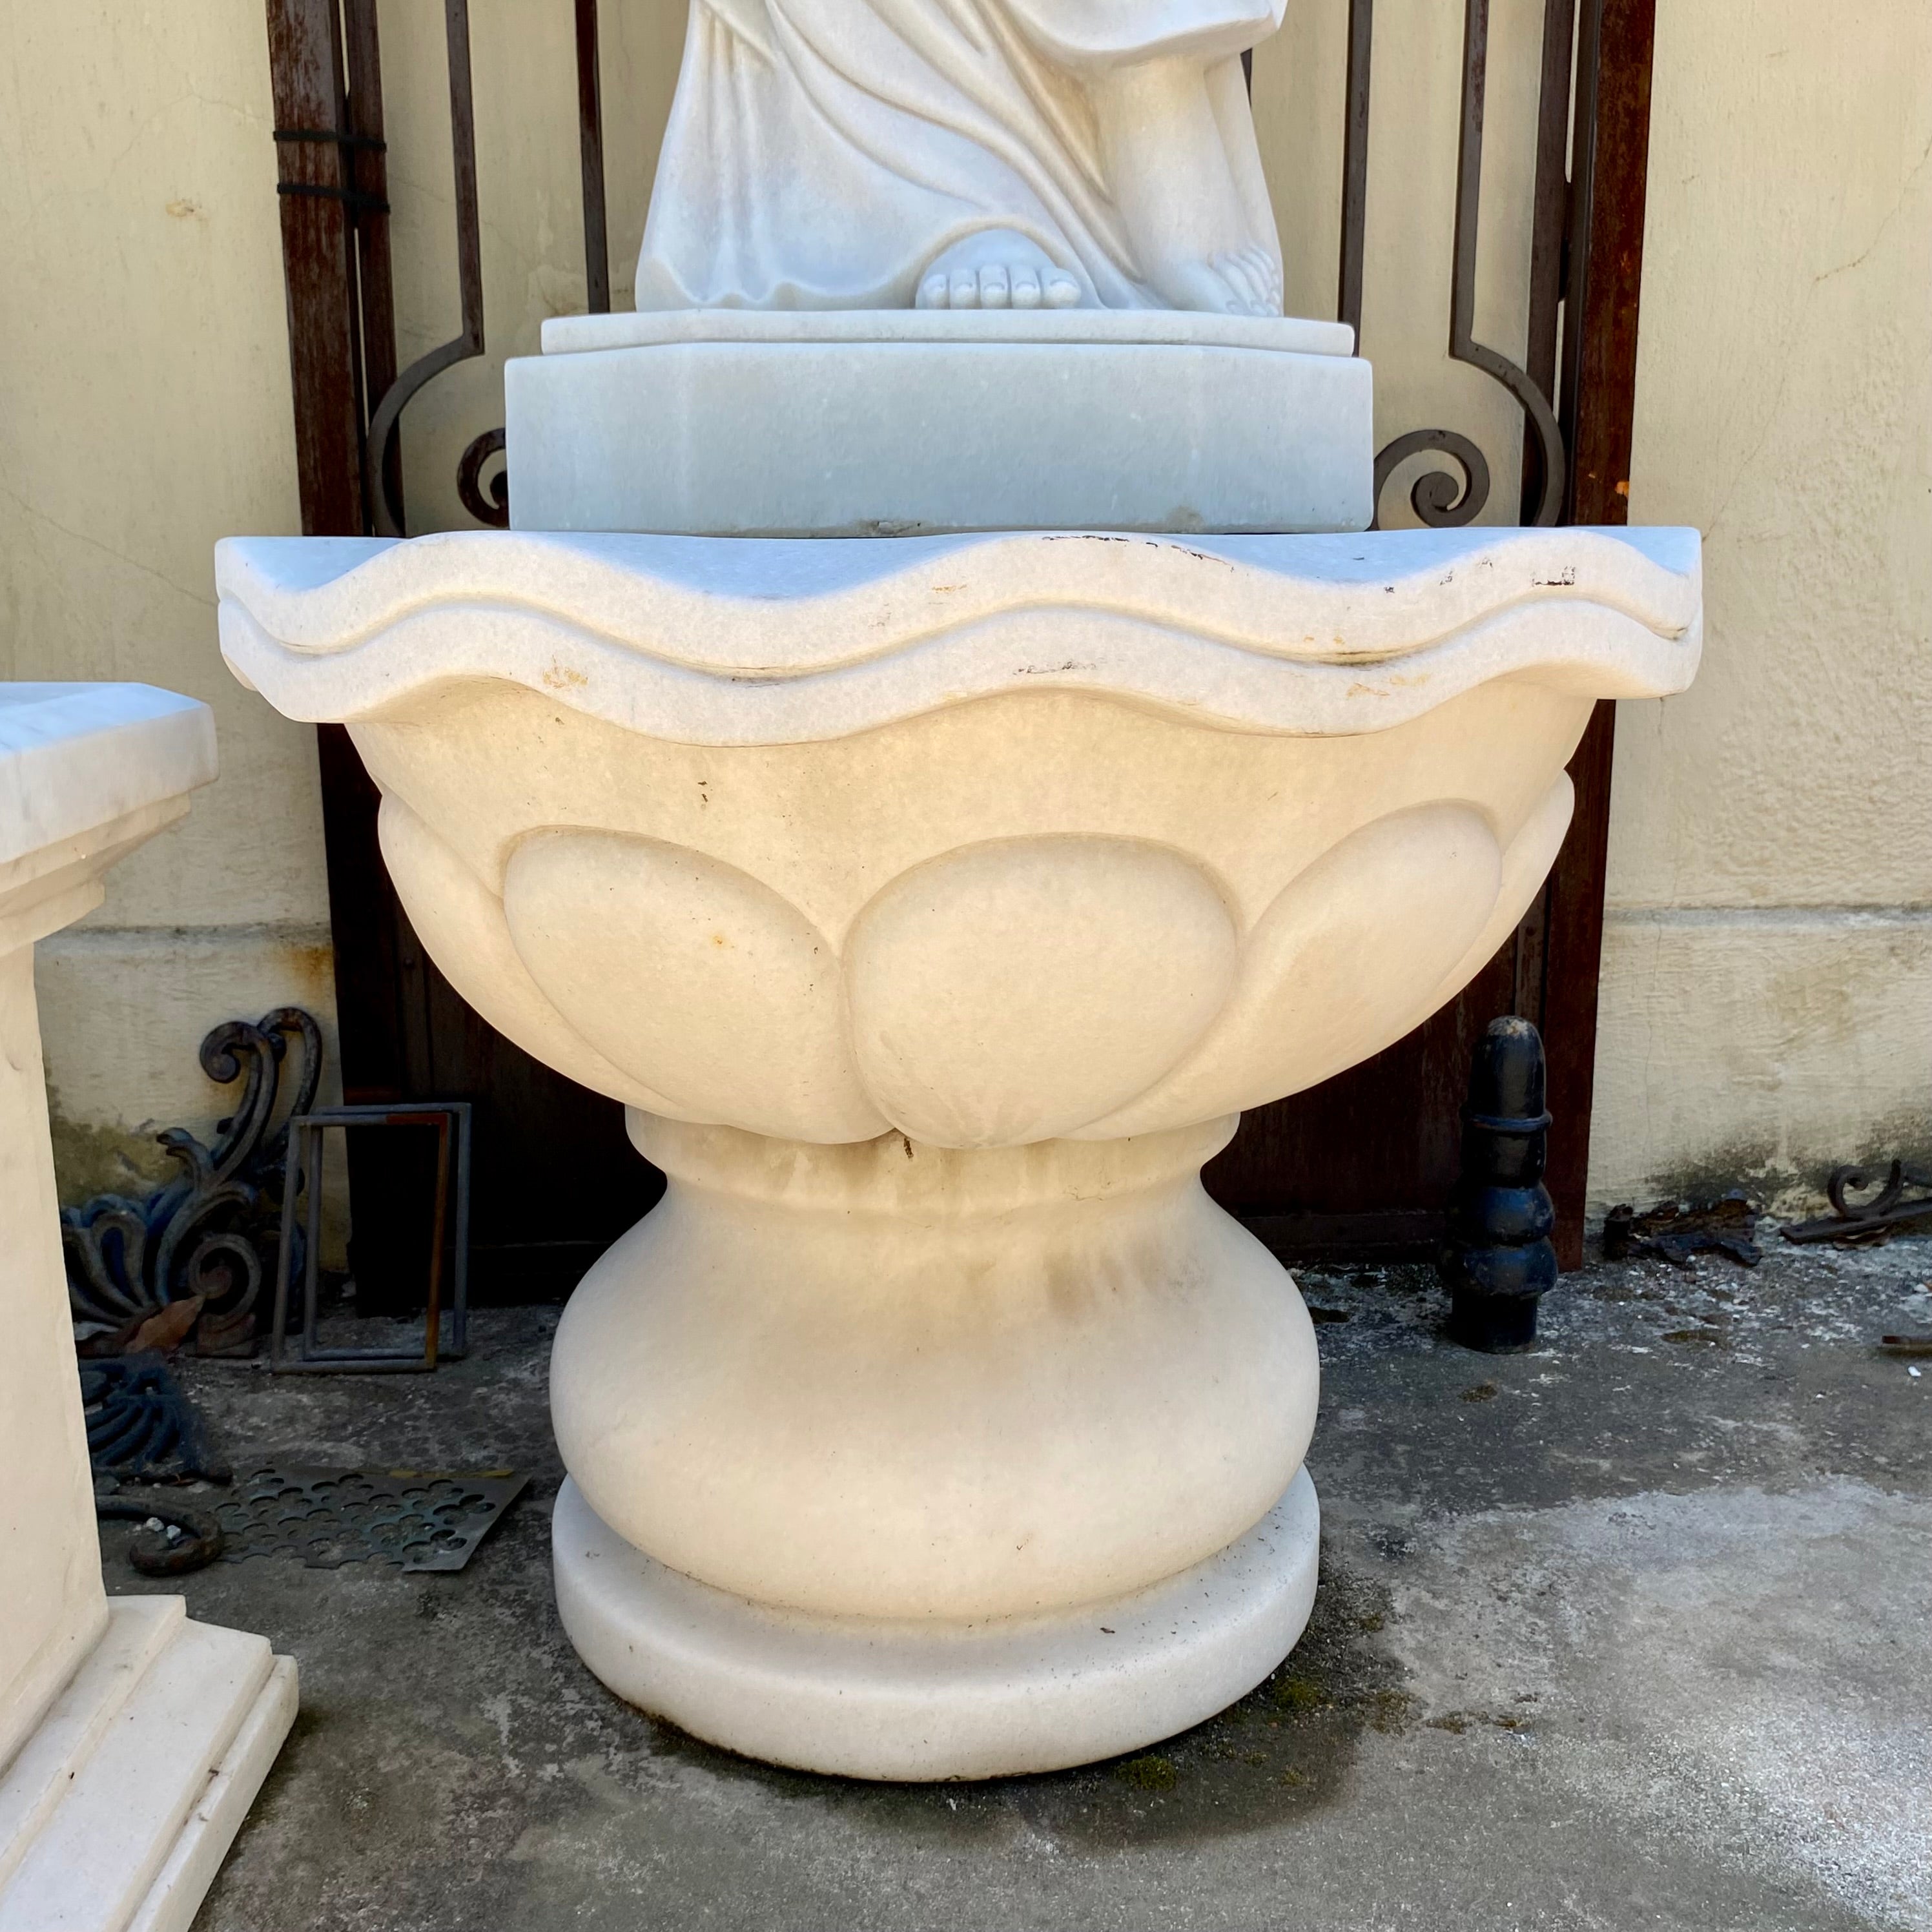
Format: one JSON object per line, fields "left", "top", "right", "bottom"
{"left": 265, "top": 0, "right": 1656, "bottom": 1298}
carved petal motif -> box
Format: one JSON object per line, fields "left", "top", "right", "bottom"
{"left": 380, "top": 801, "right": 1583, "bottom": 1147}
{"left": 1080, "top": 804, "right": 1505, "bottom": 1138}
{"left": 843, "top": 838, "right": 1238, "bottom": 1147}
{"left": 502, "top": 830, "right": 888, "bottom": 1143}
{"left": 378, "top": 796, "right": 686, "bottom": 1115}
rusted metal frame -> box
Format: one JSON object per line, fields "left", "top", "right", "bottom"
{"left": 266, "top": 1, "right": 430, "bottom": 1244}
{"left": 1337, "top": 0, "right": 1373, "bottom": 340}
{"left": 1535, "top": 0, "right": 1658, "bottom": 1265}
{"left": 366, "top": 0, "right": 487, "bottom": 537}
{"left": 271, "top": 1103, "right": 473, "bottom": 1373}
{"left": 577, "top": 0, "right": 612, "bottom": 312}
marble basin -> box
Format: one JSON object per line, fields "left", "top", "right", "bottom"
{"left": 217, "top": 521, "right": 1700, "bottom": 1778}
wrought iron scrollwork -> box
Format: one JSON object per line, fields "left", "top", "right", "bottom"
{"left": 1346, "top": 0, "right": 1572, "bottom": 531}
{"left": 457, "top": 427, "right": 509, "bottom": 527}
{"left": 366, "top": 0, "right": 484, "bottom": 538}
{"left": 362, "top": 0, "right": 610, "bottom": 538}
{"left": 1780, "top": 1160, "right": 1932, "bottom": 1248}
{"left": 1372, "top": 428, "right": 1492, "bottom": 528}
{"left": 64, "top": 1008, "right": 324, "bottom": 1357}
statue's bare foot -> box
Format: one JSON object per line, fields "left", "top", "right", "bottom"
{"left": 1147, "top": 244, "right": 1284, "bottom": 317}
{"left": 916, "top": 231, "right": 1085, "bottom": 309}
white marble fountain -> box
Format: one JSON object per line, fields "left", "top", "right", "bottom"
{"left": 218, "top": 0, "right": 1700, "bottom": 1781}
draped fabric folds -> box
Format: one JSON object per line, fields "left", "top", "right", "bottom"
{"left": 635, "top": 0, "right": 1281, "bottom": 311}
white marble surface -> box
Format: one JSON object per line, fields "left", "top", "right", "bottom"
{"left": 555, "top": 1466, "right": 1320, "bottom": 1782}
{"left": 217, "top": 525, "right": 1700, "bottom": 742}
{"left": 0, "top": 684, "right": 292, "bottom": 1926}
{"left": 218, "top": 526, "right": 1699, "bottom": 1775}
{"left": 539, "top": 309, "right": 1356, "bottom": 355}
{"left": 636, "top": 0, "right": 1287, "bottom": 313}
{"left": 506, "top": 313, "right": 1373, "bottom": 535}
{"left": 555, "top": 1116, "right": 1316, "bottom": 1620}
{"left": 0, "top": 1601, "right": 297, "bottom": 1932}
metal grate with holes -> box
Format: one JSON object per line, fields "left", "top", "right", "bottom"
{"left": 214, "top": 1464, "right": 529, "bottom": 1573}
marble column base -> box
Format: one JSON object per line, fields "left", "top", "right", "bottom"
{"left": 0, "top": 1597, "right": 297, "bottom": 1932}
{"left": 553, "top": 1466, "right": 1318, "bottom": 1781}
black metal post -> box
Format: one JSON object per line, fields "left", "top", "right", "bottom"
{"left": 1441, "top": 1018, "right": 1559, "bottom": 1351}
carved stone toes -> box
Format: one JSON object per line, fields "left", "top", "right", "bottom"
{"left": 1044, "top": 274, "right": 1080, "bottom": 308}
{"left": 949, "top": 269, "right": 980, "bottom": 308}
{"left": 1010, "top": 269, "right": 1042, "bottom": 308}
{"left": 978, "top": 264, "right": 1011, "bottom": 308}
{"left": 917, "top": 271, "right": 949, "bottom": 309}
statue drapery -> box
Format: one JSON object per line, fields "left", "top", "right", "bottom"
{"left": 636, "top": 0, "right": 1285, "bottom": 310}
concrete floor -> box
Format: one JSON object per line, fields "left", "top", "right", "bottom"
{"left": 112, "top": 1234, "right": 1932, "bottom": 1932}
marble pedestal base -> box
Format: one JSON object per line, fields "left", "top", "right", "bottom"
{"left": 555, "top": 1467, "right": 1318, "bottom": 1780}
{"left": 0, "top": 1599, "right": 296, "bottom": 1932}
{"left": 548, "top": 1115, "right": 1322, "bottom": 1778}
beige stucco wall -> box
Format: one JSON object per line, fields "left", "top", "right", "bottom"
{"left": 0, "top": 1, "right": 342, "bottom": 1202}
{"left": 1598, "top": 0, "right": 1932, "bottom": 1210}
{"left": 3, "top": 0, "right": 1926, "bottom": 1223}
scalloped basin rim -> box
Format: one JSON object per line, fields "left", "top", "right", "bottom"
{"left": 215, "top": 526, "right": 1701, "bottom": 746}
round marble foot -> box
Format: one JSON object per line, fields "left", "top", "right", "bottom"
{"left": 553, "top": 1465, "right": 1319, "bottom": 1781}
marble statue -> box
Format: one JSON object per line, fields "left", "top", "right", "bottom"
{"left": 635, "top": 0, "right": 1289, "bottom": 313}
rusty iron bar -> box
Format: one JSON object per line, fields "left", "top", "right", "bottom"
{"left": 1537, "top": 0, "right": 1658, "bottom": 1266}
{"left": 1519, "top": 0, "right": 1577, "bottom": 520}
{"left": 265, "top": 0, "right": 364, "bottom": 534}
{"left": 575, "top": 0, "right": 612, "bottom": 313}
{"left": 365, "top": 0, "right": 486, "bottom": 537}
{"left": 1337, "top": 0, "right": 1372, "bottom": 340}
{"left": 343, "top": 0, "right": 402, "bottom": 531}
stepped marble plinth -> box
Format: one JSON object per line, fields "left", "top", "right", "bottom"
{"left": 0, "top": 684, "right": 295, "bottom": 1929}
{"left": 508, "top": 309, "right": 1372, "bottom": 537}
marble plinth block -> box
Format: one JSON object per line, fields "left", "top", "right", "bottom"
{"left": 508, "top": 311, "right": 1372, "bottom": 537}
{"left": 0, "top": 685, "right": 296, "bottom": 1931}
{"left": 218, "top": 523, "right": 1701, "bottom": 1778}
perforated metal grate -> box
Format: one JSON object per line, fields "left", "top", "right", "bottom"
{"left": 215, "top": 1464, "right": 529, "bottom": 1572}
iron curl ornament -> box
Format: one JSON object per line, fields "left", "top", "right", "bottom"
{"left": 64, "top": 1007, "right": 324, "bottom": 1357}
{"left": 1372, "top": 428, "right": 1492, "bottom": 528}
{"left": 1346, "top": 0, "right": 1571, "bottom": 532}
{"left": 457, "top": 426, "right": 509, "bottom": 528}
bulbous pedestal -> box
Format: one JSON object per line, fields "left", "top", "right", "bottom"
{"left": 218, "top": 518, "right": 1701, "bottom": 1778}
{"left": 551, "top": 1113, "right": 1319, "bottom": 1776}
